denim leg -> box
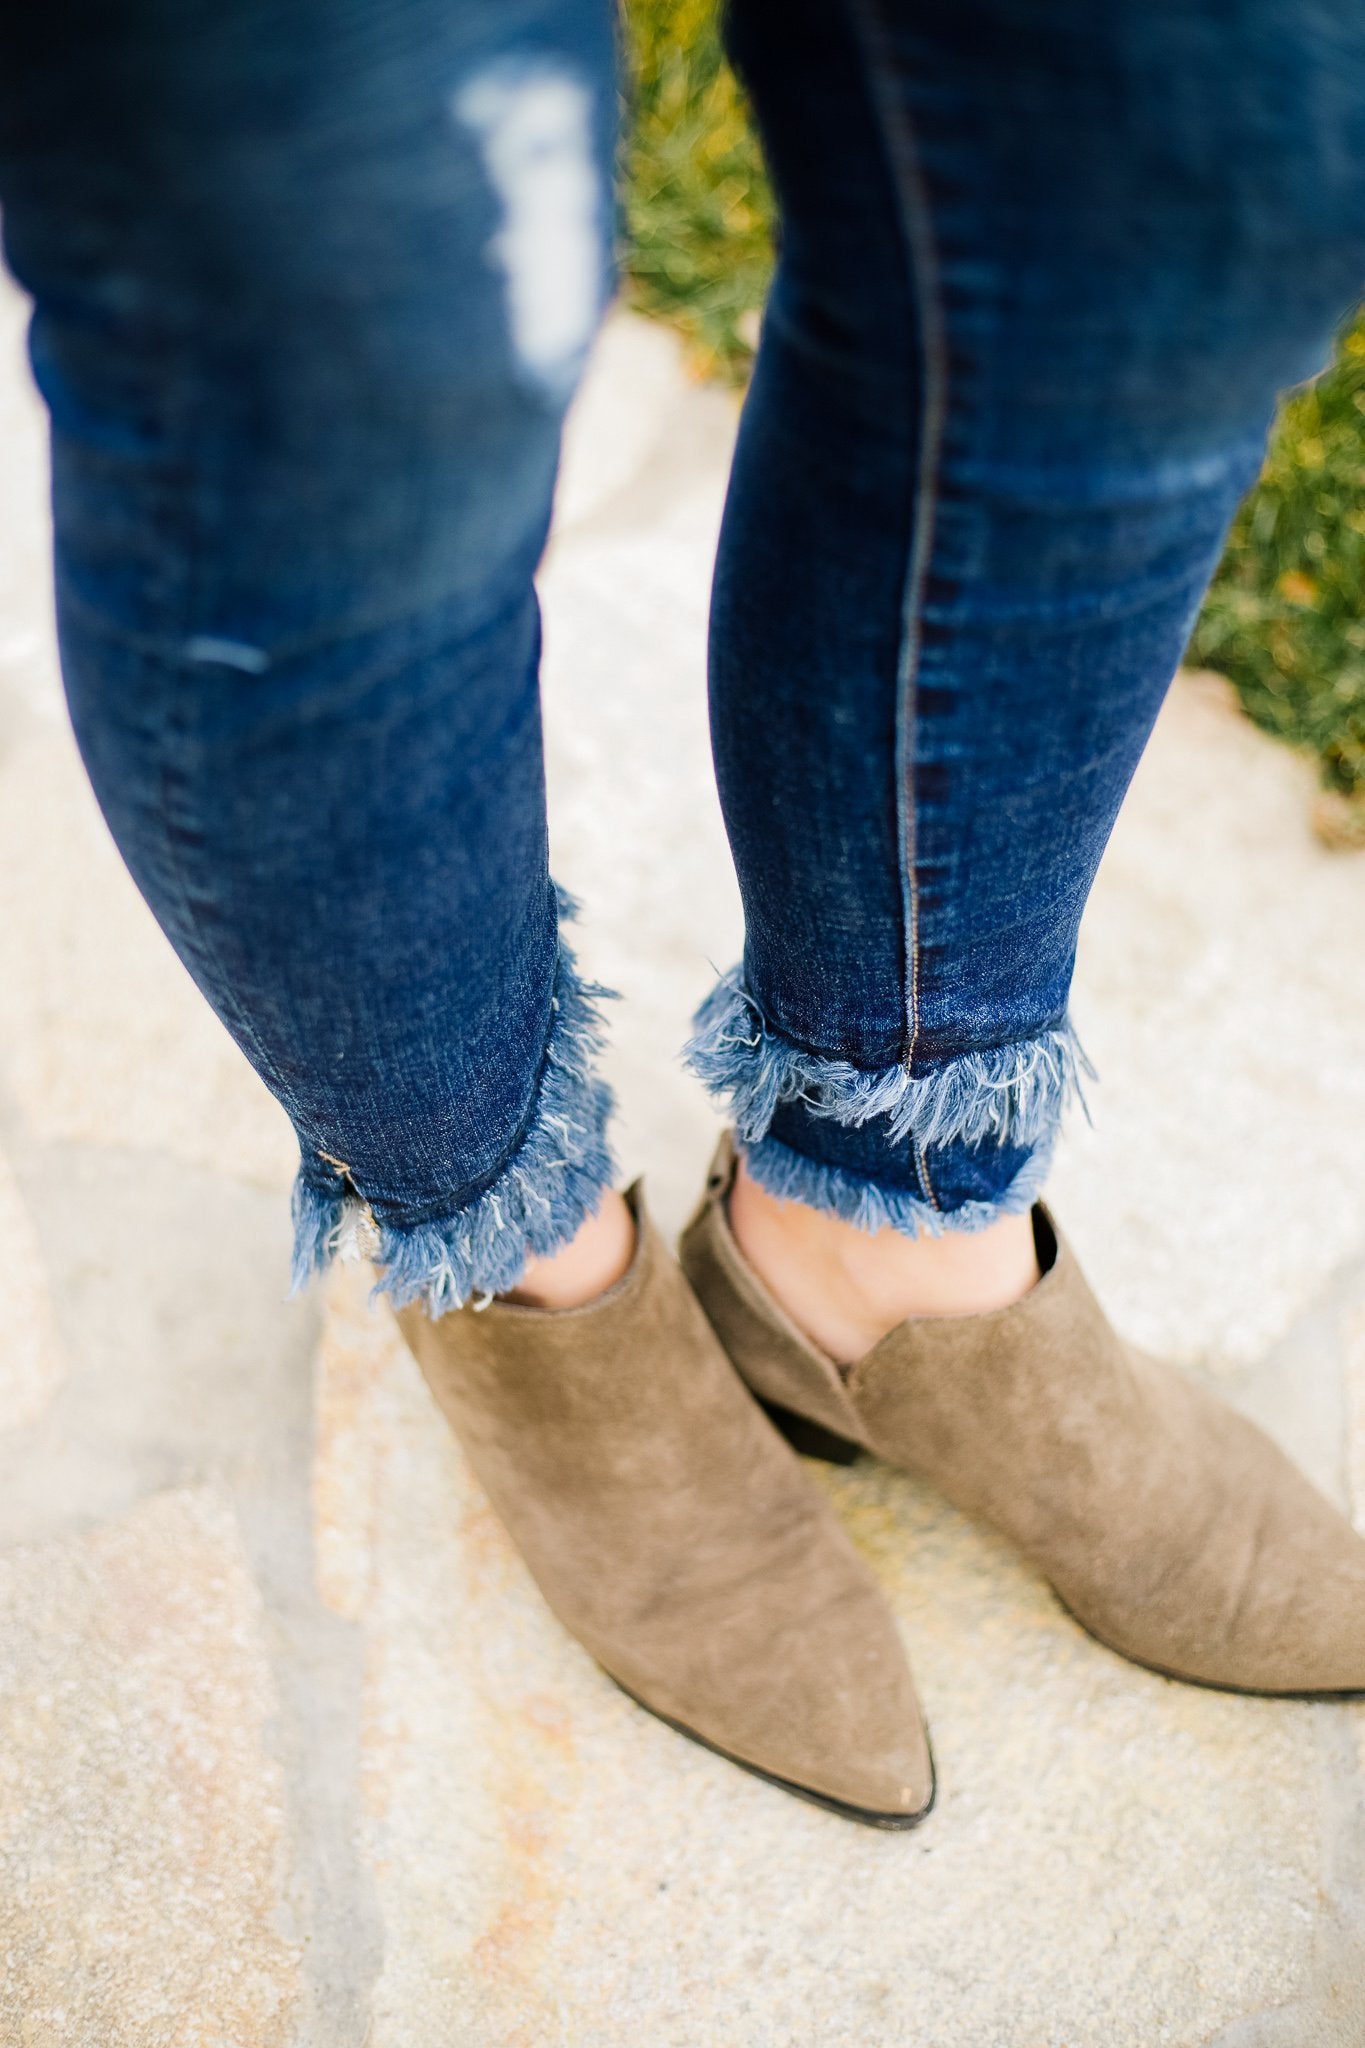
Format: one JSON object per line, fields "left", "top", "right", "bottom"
{"left": 688, "top": 0, "right": 1365, "bottom": 1232}
{"left": 0, "top": 0, "right": 619, "bottom": 1309}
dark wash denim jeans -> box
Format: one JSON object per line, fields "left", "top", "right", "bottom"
{"left": 1, "top": 1, "right": 1363, "bottom": 1310}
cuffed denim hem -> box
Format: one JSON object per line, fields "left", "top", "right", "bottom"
{"left": 684, "top": 968, "right": 1090, "bottom": 1234}
{"left": 738, "top": 1129, "right": 1056, "bottom": 1236}
{"left": 290, "top": 915, "right": 616, "bottom": 1317}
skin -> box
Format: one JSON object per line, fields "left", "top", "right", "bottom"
{"left": 506, "top": 1185, "right": 637, "bottom": 1308}
{"left": 509, "top": 1163, "right": 1039, "bottom": 1359}
{"left": 726, "top": 1154, "right": 1039, "bottom": 1364}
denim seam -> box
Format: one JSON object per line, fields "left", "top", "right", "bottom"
{"left": 741, "top": 1127, "right": 1056, "bottom": 1240}
{"left": 911, "top": 1135, "right": 941, "bottom": 1214}
{"left": 846, "top": 0, "right": 949, "bottom": 1204}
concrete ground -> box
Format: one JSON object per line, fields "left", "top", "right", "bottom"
{"left": 1, "top": 273, "right": 1364, "bottom": 2047}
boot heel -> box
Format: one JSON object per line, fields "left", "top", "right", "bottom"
{"left": 760, "top": 1399, "right": 861, "bottom": 1465}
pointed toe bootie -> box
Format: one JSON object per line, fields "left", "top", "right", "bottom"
{"left": 395, "top": 1183, "right": 934, "bottom": 1825}
{"left": 681, "top": 1136, "right": 1365, "bottom": 1697}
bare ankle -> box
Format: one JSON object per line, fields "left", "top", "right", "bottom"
{"left": 504, "top": 1187, "right": 635, "bottom": 1309}
{"left": 727, "top": 1157, "right": 1040, "bottom": 1366}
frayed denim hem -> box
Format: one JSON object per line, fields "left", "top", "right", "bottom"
{"left": 740, "top": 1129, "right": 1056, "bottom": 1237}
{"left": 290, "top": 899, "right": 616, "bottom": 1316}
{"left": 684, "top": 968, "right": 1093, "bottom": 1153}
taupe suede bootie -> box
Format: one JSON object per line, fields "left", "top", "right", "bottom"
{"left": 681, "top": 1135, "right": 1365, "bottom": 1695}
{"left": 395, "top": 1183, "right": 934, "bottom": 1825}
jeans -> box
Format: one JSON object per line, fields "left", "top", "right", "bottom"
{"left": 0, "top": 0, "right": 1362, "bottom": 1311}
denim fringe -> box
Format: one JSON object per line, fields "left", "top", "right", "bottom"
{"left": 290, "top": 894, "right": 616, "bottom": 1316}
{"left": 740, "top": 1129, "right": 1056, "bottom": 1238}
{"left": 684, "top": 968, "right": 1093, "bottom": 1153}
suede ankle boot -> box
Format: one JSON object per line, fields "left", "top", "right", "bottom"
{"left": 395, "top": 1182, "right": 934, "bottom": 1825}
{"left": 681, "top": 1135, "right": 1365, "bottom": 1696}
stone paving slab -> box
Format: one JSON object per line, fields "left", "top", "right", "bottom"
{"left": 0, "top": 1488, "right": 300, "bottom": 2046}
{"left": 0, "top": 1145, "right": 61, "bottom": 1434}
{"left": 0, "top": 276, "right": 1363, "bottom": 2044}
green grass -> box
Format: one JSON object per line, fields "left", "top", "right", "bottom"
{"left": 619, "top": 0, "right": 1365, "bottom": 816}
